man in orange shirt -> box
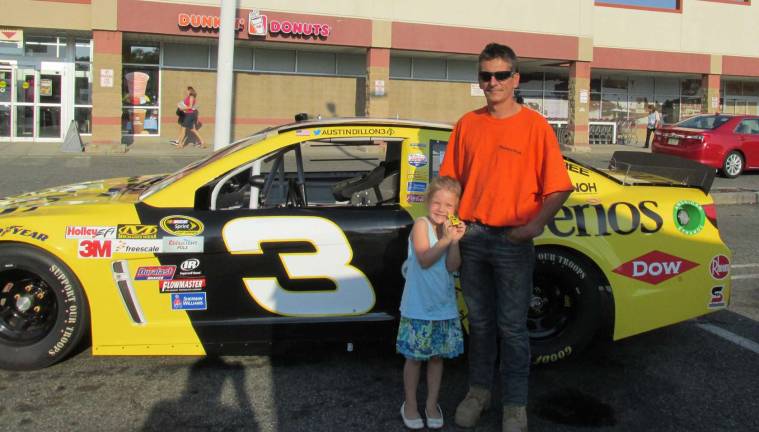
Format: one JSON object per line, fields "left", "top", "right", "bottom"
{"left": 440, "top": 43, "right": 573, "bottom": 432}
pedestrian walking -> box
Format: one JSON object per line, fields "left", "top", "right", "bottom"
{"left": 644, "top": 104, "right": 662, "bottom": 148}
{"left": 172, "top": 86, "right": 205, "bottom": 149}
{"left": 439, "top": 43, "right": 573, "bottom": 432}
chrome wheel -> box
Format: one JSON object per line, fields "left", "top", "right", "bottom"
{"left": 722, "top": 151, "right": 743, "bottom": 178}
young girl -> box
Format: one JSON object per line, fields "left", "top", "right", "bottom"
{"left": 397, "top": 176, "right": 467, "bottom": 430}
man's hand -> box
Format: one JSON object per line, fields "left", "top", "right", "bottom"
{"left": 506, "top": 222, "right": 544, "bottom": 243}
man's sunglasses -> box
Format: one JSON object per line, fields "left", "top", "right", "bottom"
{"left": 478, "top": 70, "right": 515, "bottom": 82}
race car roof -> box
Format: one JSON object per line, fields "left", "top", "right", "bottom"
{"left": 276, "top": 117, "right": 454, "bottom": 134}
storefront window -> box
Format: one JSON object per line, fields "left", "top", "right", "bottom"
{"left": 75, "top": 39, "right": 91, "bottom": 62}
{"left": 521, "top": 90, "right": 543, "bottom": 114}
{"left": 122, "top": 66, "right": 160, "bottom": 135}
{"left": 413, "top": 58, "right": 446, "bottom": 80}
{"left": 24, "top": 36, "right": 67, "bottom": 58}
{"left": 123, "top": 43, "right": 160, "bottom": 65}
{"left": 446, "top": 60, "right": 476, "bottom": 82}
{"left": 518, "top": 72, "right": 543, "bottom": 91}
{"left": 74, "top": 63, "right": 92, "bottom": 134}
{"left": 544, "top": 92, "right": 569, "bottom": 119}
{"left": 544, "top": 73, "right": 568, "bottom": 92}
{"left": 337, "top": 54, "right": 365, "bottom": 76}
{"left": 681, "top": 96, "right": 702, "bottom": 118}
{"left": 0, "top": 41, "right": 23, "bottom": 56}
{"left": 390, "top": 57, "right": 412, "bottom": 78}
{"left": 297, "top": 51, "right": 336, "bottom": 75}
{"left": 256, "top": 48, "right": 296, "bottom": 72}
{"left": 164, "top": 43, "right": 210, "bottom": 69}
{"left": 590, "top": 93, "right": 602, "bottom": 120}
{"left": 681, "top": 79, "right": 703, "bottom": 97}
{"left": 659, "top": 96, "right": 680, "bottom": 124}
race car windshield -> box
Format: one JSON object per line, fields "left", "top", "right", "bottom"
{"left": 139, "top": 129, "right": 274, "bottom": 200}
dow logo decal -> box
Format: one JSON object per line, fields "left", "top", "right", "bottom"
{"left": 613, "top": 251, "right": 698, "bottom": 285}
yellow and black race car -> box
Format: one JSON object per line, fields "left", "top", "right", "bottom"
{"left": 0, "top": 118, "right": 732, "bottom": 369}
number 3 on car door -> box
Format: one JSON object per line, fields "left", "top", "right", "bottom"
{"left": 222, "top": 216, "right": 376, "bottom": 317}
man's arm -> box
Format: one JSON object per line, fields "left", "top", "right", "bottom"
{"left": 506, "top": 190, "right": 571, "bottom": 243}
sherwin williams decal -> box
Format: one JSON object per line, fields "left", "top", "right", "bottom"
{"left": 612, "top": 251, "right": 698, "bottom": 285}
{"left": 117, "top": 224, "right": 159, "bottom": 239}
{"left": 162, "top": 236, "right": 204, "bottom": 253}
{"left": 407, "top": 181, "right": 427, "bottom": 193}
{"left": 407, "top": 153, "right": 428, "bottom": 168}
{"left": 171, "top": 292, "right": 207, "bottom": 310}
{"left": 673, "top": 200, "right": 705, "bottom": 235}
{"left": 135, "top": 266, "right": 176, "bottom": 281}
{"left": 160, "top": 278, "right": 206, "bottom": 293}
{"left": 708, "top": 286, "right": 726, "bottom": 309}
{"left": 710, "top": 255, "right": 730, "bottom": 280}
{"left": 159, "top": 215, "right": 204, "bottom": 236}
{"left": 65, "top": 226, "right": 116, "bottom": 239}
{"left": 0, "top": 225, "right": 48, "bottom": 241}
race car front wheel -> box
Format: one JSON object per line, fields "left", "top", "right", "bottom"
{"left": 0, "top": 244, "right": 89, "bottom": 370}
{"left": 529, "top": 247, "right": 611, "bottom": 365}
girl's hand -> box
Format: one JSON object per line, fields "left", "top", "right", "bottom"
{"left": 450, "top": 221, "right": 466, "bottom": 242}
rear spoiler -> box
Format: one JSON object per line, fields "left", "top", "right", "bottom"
{"left": 608, "top": 151, "right": 715, "bottom": 194}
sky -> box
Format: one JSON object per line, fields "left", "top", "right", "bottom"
{"left": 598, "top": 0, "right": 678, "bottom": 9}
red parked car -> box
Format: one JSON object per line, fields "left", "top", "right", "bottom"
{"left": 652, "top": 114, "right": 759, "bottom": 178}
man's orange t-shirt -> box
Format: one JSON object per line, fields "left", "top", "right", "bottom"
{"left": 439, "top": 106, "right": 573, "bottom": 227}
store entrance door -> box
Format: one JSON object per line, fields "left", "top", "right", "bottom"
{"left": 5, "top": 62, "right": 68, "bottom": 142}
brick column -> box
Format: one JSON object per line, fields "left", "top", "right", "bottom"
{"left": 703, "top": 74, "right": 721, "bottom": 114}
{"left": 91, "top": 30, "right": 123, "bottom": 150}
{"left": 566, "top": 61, "right": 591, "bottom": 152}
{"left": 366, "top": 48, "right": 390, "bottom": 118}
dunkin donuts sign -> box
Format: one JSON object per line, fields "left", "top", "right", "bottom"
{"left": 177, "top": 9, "right": 331, "bottom": 39}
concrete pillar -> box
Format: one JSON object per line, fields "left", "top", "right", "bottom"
{"left": 91, "top": 30, "right": 123, "bottom": 149}
{"left": 366, "top": 48, "right": 390, "bottom": 118}
{"left": 703, "top": 74, "right": 721, "bottom": 114}
{"left": 566, "top": 61, "right": 591, "bottom": 151}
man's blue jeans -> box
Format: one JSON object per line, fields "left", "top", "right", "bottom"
{"left": 460, "top": 222, "right": 534, "bottom": 406}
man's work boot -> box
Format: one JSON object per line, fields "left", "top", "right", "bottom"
{"left": 454, "top": 386, "right": 491, "bottom": 428}
{"left": 502, "top": 405, "right": 528, "bottom": 432}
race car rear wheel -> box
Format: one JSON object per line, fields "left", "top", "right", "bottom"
{"left": 529, "top": 247, "right": 611, "bottom": 365}
{"left": 0, "top": 244, "right": 89, "bottom": 370}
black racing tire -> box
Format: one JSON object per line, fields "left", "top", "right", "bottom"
{"left": 529, "top": 247, "right": 611, "bottom": 365}
{"left": 720, "top": 151, "right": 744, "bottom": 179}
{"left": 0, "top": 243, "right": 89, "bottom": 370}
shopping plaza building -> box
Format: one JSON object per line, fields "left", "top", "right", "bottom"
{"left": 1, "top": 0, "right": 759, "bottom": 150}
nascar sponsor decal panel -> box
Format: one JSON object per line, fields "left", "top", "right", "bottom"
{"left": 178, "top": 258, "right": 202, "bottom": 277}
{"left": 547, "top": 200, "right": 663, "bottom": 237}
{"left": 407, "top": 194, "right": 425, "bottom": 203}
{"left": 135, "top": 266, "right": 176, "bottom": 281}
{"left": 171, "top": 293, "right": 207, "bottom": 311}
{"left": 612, "top": 251, "right": 698, "bottom": 285}
{"left": 0, "top": 225, "right": 48, "bottom": 241}
{"left": 708, "top": 286, "right": 726, "bottom": 309}
{"left": 160, "top": 278, "right": 207, "bottom": 293}
{"left": 710, "top": 255, "right": 730, "bottom": 280}
{"left": 65, "top": 226, "right": 116, "bottom": 239}
{"left": 114, "top": 239, "right": 162, "bottom": 254}
{"left": 160, "top": 215, "right": 204, "bottom": 236}
{"left": 407, "top": 153, "right": 428, "bottom": 168}
{"left": 407, "top": 181, "right": 427, "bottom": 193}
{"left": 162, "top": 236, "right": 204, "bottom": 253}
{"left": 117, "top": 224, "right": 159, "bottom": 239}
{"left": 78, "top": 239, "right": 112, "bottom": 258}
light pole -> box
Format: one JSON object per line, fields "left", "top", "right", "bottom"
{"left": 213, "top": 0, "right": 236, "bottom": 150}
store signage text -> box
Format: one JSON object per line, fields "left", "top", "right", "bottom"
{"left": 176, "top": 10, "right": 330, "bottom": 39}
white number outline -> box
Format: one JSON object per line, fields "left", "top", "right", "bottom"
{"left": 222, "top": 216, "right": 376, "bottom": 317}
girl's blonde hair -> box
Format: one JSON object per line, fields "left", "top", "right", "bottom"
{"left": 426, "top": 176, "right": 462, "bottom": 201}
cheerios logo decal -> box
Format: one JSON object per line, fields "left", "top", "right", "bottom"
{"left": 160, "top": 215, "right": 204, "bottom": 236}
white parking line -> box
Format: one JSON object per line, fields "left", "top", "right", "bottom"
{"left": 697, "top": 323, "right": 759, "bottom": 355}
{"left": 732, "top": 263, "right": 759, "bottom": 269}
{"left": 731, "top": 274, "right": 759, "bottom": 280}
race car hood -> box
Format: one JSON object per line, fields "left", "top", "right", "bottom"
{"left": 0, "top": 174, "right": 167, "bottom": 213}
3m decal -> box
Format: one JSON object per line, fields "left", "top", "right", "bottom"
{"left": 612, "top": 251, "right": 698, "bottom": 285}
{"left": 407, "top": 181, "right": 427, "bottom": 193}
{"left": 65, "top": 226, "right": 116, "bottom": 239}
{"left": 547, "top": 201, "right": 663, "bottom": 237}
{"left": 171, "top": 292, "right": 207, "bottom": 310}
{"left": 117, "top": 224, "right": 158, "bottom": 239}
{"left": 162, "top": 236, "right": 204, "bottom": 253}
{"left": 673, "top": 200, "right": 705, "bottom": 235}
{"left": 710, "top": 255, "right": 730, "bottom": 280}
{"left": 408, "top": 153, "right": 428, "bottom": 168}
{"left": 114, "top": 239, "right": 162, "bottom": 254}
{"left": 135, "top": 265, "right": 176, "bottom": 281}
{"left": 222, "top": 216, "right": 375, "bottom": 316}
{"left": 708, "top": 286, "right": 726, "bottom": 309}
{"left": 0, "top": 225, "right": 48, "bottom": 241}
{"left": 159, "top": 215, "right": 204, "bottom": 236}
{"left": 160, "top": 278, "right": 206, "bottom": 293}
{"left": 78, "top": 239, "right": 112, "bottom": 258}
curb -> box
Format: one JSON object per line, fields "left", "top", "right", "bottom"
{"left": 712, "top": 190, "right": 759, "bottom": 206}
